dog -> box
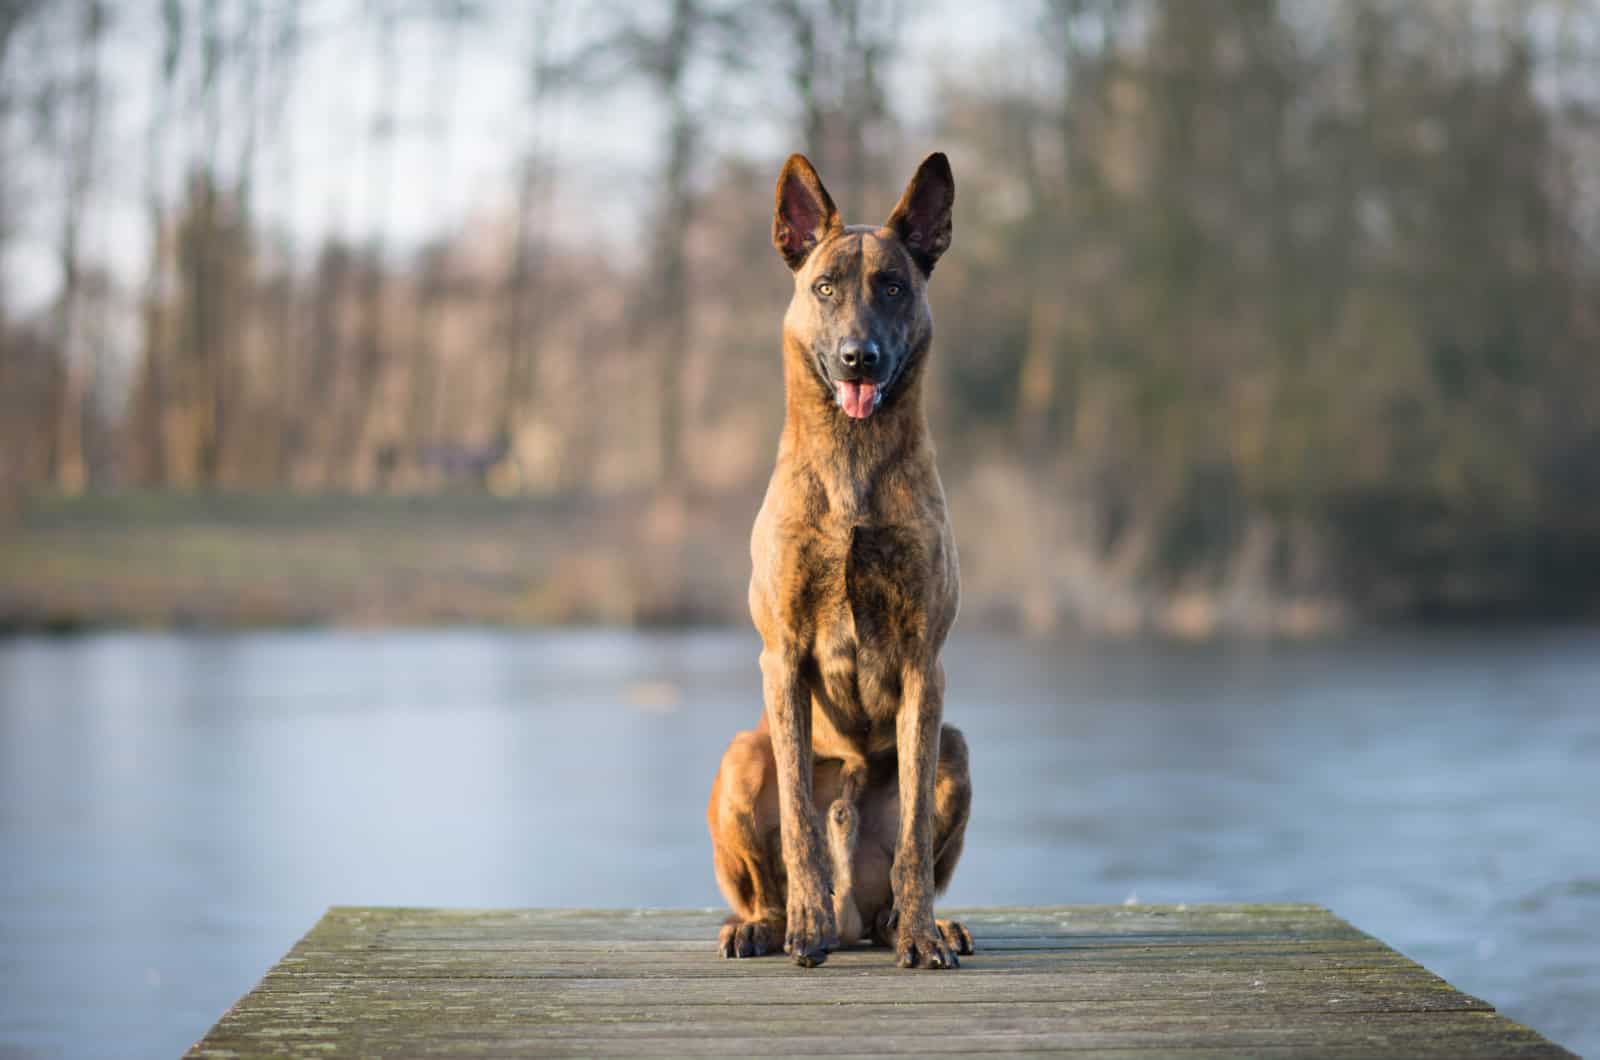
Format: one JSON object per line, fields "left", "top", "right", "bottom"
{"left": 706, "top": 152, "right": 972, "bottom": 970}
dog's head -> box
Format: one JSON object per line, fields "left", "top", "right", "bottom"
{"left": 773, "top": 153, "right": 954, "bottom": 420}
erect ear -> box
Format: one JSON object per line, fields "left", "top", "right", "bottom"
{"left": 884, "top": 151, "right": 954, "bottom": 275}
{"left": 773, "top": 153, "right": 841, "bottom": 271}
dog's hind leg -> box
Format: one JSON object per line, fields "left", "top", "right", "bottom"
{"left": 931, "top": 725, "right": 972, "bottom": 894}
{"left": 931, "top": 724, "right": 975, "bottom": 954}
{"left": 825, "top": 758, "right": 868, "bottom": 946}
{"left": 708, "top": 729, "right": 786, "bottom": 957}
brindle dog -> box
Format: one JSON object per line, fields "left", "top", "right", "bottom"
{"left": 706, "top": 152, "right": 972, "bottom": 970}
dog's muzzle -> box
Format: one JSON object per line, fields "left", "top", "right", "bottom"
{"left": 828, "top": 339, "right": 890, "bottom": 419}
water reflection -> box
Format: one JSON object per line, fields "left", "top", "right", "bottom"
{"left": 1, "top": 628, "right": 1596, "bottom": 1057}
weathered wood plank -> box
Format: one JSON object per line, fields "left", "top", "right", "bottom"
{"left": 187, "top": 906, "right": 1576, "bottom": 1058}
{"left": 300, "top": 904, "right": 1356, "bottom": 942}
{"left": 193, "top": 1012, "right": 1565, "bottom": 1057}
{"left": 271, "top": 941, "right": 1438, "bottom": 979}
{"left": 243, "top": 968, "right": 1488, "bottom": 1009}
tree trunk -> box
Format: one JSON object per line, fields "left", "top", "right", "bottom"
{"left": 647, "top": 0, "right": 699, "bottom": 489}
{"left": 51, "top": 0, "right": 104, "bottom": 494}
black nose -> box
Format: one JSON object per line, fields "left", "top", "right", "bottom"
{"left": 839, "top": 339, "right": 880, "bottom": 372}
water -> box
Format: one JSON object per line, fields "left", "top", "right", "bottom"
{"left": 1, "top": 628, "right": 1596, "bottom": 1058}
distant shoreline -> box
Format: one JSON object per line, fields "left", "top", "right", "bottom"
{"left": 4, "top": 490, "right": 1594, "bottom": 639}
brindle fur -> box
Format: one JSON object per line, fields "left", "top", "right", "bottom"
{"left": 706, "top": 152, "right": 973, "bottom": 969}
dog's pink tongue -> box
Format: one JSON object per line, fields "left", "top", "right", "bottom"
{"left": 836, "top": 380, "right": 878, "bottom": 419}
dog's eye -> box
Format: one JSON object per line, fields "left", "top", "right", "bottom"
{"left": 884, "top": 284, "right": 902, "bottom": 297}
{"left": 814, "top": 281, "right": 834, "bottom": 297}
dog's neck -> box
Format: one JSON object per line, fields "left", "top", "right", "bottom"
{"left": 778, "top": 333, "right": 935, "bottom": 519}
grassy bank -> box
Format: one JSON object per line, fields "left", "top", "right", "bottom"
{"left": 0, "top": 487, "right": 1362, "bottom": 637}
{"left": 0, "top": 490, "right": 757, "bottom": 632}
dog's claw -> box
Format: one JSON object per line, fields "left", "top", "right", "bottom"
{"left": 790, "top": 943, "right": 826, "bottom": 967}
{"left": 784, "top": 929, "right": 838, "bottom": 967}
{"left": 938, "top": 918, "right": 975, "bottom": 956}
{"left": 719, "top": 920, "right": 778, "bottom": 959}
{"left": 897, "top": 920, "right": 960, "bottom": 970}
{"left": 783, "top": 900, "right": 838, "bottom": 968}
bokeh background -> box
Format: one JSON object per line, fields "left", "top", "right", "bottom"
{"left": 4, "top": 0, "right": 1600, "bottom": 633}
{"left": 1, "top": 1, "right": 1598, "bottom": 1057}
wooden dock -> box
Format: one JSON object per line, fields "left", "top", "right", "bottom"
{"left": 187, "top": 905, "right": 1573, "bottom": 1058}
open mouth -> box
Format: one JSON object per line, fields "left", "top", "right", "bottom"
{"left": 834, "top": 379, "right": 883, "bottom": 419}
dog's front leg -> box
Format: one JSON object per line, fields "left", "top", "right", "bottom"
{"left": 891, "top": 661, "right": 958, "bottom": 969}
{"left": 761, "top": 646, "right": 838, "bottom": 967}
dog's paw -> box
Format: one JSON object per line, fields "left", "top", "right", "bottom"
{"left": 896, "top": 917, "right": 960, "bottom": 970}
{"left": 937, "top": 918, "right": 975, "bottom": 956}
{"left": 783, "top": 900, "right": 839, "bottom": 968}
{"left": 718, "top": 919, "right": 780, "bottom": 959}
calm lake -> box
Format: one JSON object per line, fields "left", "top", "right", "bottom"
{"left": 2, "top": 628, "right": 1596, "bottom": 1057}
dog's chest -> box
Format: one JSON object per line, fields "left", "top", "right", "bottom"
{"left": 806, "top": 525, "right": 933, "bottom": 752}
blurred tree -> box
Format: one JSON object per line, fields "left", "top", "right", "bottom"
{"left": 0, "top": 0, "right": 54, "bottom": 510}
{"left": 0, "top": 0, "right": 44, "bottom": 336}
{"left": 549, "top": 0, "right": 753, "bottom": 486}
{"left": 127, "top": 0, "right": 185, "bottom": 486}
{"left": 49, "top": 0, "right": 104, "bottom": 494}
{"left": 767, "top": 0, "right": 898, "bottom": 220}
{"left": 6, "top": 0, "right": 1600, "bottom": 626}
{"left": 338, "top": 0, "right": 401, "bottom": 489}
{"left": 502, "top": 0, "right": 560, "bottom": 478}
{"left": 263, "top": 0, "right": 301, "bottom": 483}
{"left": 405, "top": 1, "right": 473, "bottom": 482}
